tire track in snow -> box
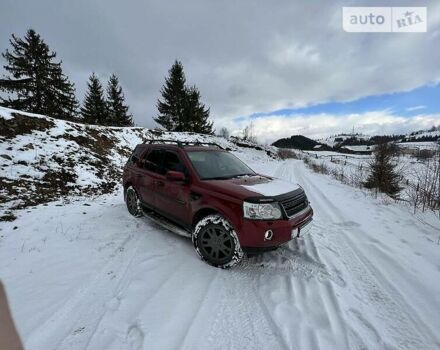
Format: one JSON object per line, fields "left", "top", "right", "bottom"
{"left": 25, "top": 231, "right": 141, "bottom": 350}
{"left": 245, "top": 160, "right": 353, "bottom": 348}
{"left": 81, "top": 249, "right": 179, "bottom": 350}
{"left": 81, "top": 228, "right": 191, "bottom": 349}
{"left": 286, "top": 160, "right": 439, "bottom": 350}
{"left": 243, "top": 229, "right": 351, "bottom": 348}
{"left": 202, "top": 268, "right": 289, "bottom": 350}
{"left": 26, "top": 216, "right": 178, "bottom": 350}
{"left": 177, "top": 270, "right": 221, "bottom": 350}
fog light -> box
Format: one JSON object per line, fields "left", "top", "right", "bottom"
{"left": 264, "top": 230, "right": 274, "bottom": 241}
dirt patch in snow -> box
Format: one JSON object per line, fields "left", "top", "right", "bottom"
{"left": 61, "top": 128, "right": 118, "bottom": 158}
{"left": 0, "top": 211, "right": 16, "bottom": 222}
{"left": 0, "top": 113, "right": 55, "bottom": 139}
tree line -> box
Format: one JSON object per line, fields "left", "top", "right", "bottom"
{"left": 0, "top": 29, "right": 214, "bottom": 133}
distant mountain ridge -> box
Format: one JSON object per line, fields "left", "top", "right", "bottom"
{"left": 272, "top": 135, "right": 332, "bottom": 151}
{"left": 272, "top": 127, "right": 439, "bottom": 152}
{"left": 318, "top": 126, "right": 439, "bottom": 147}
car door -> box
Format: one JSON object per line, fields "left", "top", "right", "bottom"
{"left": 136, "top": 148, "right": 165, "bottom": 209}
{"left": 154, "top": 150, "right": 191, "bottom": 227}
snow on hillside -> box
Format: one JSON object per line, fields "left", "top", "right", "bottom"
{"left": 318, "top": 133, "right": 371, "bottom": 147}
{"left": 318, "top": 129, "right": 439, "bottom": 149}
{"left": 406, "top": 129, "right": 440, "bottom": 140}
{"left": 398, "top": 141, "right": 439, "bottom": 150}
{"left": 0, "top": 107, "right": 276, "bottom": 221}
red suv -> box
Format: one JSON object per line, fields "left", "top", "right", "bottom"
{"left": 123, "top": 140, "right": 313, "bottom": 268}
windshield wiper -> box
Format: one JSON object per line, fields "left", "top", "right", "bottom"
{"left": 203, "top": 176, "right": 234, "bottom": 180}
{"left": 203, "top": 173, "right": 255, "bottom": 180}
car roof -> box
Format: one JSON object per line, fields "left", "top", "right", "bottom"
{"left": 183, "top": 146, "right": 224, "bottom": 152}
{"left": 136, "top": 144, "right": 224, "bottom": 152}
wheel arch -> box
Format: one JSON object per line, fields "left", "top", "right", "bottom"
{"left": 123, "top": 182, "right": 133, "bottom": 201}
{"left": 192, "top": 207, "right": 219, "bottom": 228}
{"left": 192, "top": 205, "right": 242, "bottom": 236}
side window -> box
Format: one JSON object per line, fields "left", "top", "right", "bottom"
{"left": 126, "top": 145, "right": 143, "bottom": 166}
{"left": 163, "top": 152, "right": 185, "bottom": 173}
{"left": 144, "top": 149, "right": 164, "bottom": 174}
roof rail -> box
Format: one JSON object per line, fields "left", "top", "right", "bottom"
{"left": 144, "top": 139, "right": 224, "bottom": 149}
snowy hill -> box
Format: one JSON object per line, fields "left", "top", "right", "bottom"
{"left": 272, "top": 135, "right": 333, "bottom": 151}
{"left": 402, "top": 128, "right": 440, "bottom": 142}
{"left": 318, "top": 133, "right": 371, "bottom": 148}
{"left": 0, "top": 106, "right": 277, "bottom": 221}
{"left": 318, "top": 129, "right": 439, "bottom": 149}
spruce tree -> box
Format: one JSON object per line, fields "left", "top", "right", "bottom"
{"left": 155, "top": 60, "right": 187, "bottom": 131}
{"left": 106, "top": 74, "right": 133, "bottom": 126}
{"left": 155, "top": 60, "right": 214, "bottom": 134}
{"left": 0, "top": 29, "right": 78, "bottom": 120}
{"left": 365, "top": 142, "right": 401, "bottom": 197}
{"left": 184, "top": 86, "right": 213, "bottom": 134}
{"left": 81, "top": 73, "right": 107, "bottom": 125}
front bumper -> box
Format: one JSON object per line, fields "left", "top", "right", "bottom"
{"left": 239, "top": 205, "right": 314, "bottom": 248}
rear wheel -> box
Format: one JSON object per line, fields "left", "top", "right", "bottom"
{"left": 193, "top": 214, "right": 243, "bottom": 268}
{"left": 125, "top": 186, "right": 142, "bottom": 217}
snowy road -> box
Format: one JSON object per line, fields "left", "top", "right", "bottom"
{"left": 1, "top": 160, "right": 439, "bottom": 350}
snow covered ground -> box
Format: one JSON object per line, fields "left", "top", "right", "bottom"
{"left": 1, "top": 155, "right": 439, "bottom": 350}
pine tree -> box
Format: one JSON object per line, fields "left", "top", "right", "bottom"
{"left": 155, "top": 60, "right": 214, "bottom": 134}
{"left": 81, "top": 73, "right": 107, "bottom": 125}
{"left": 106, "top": 74, "right": 133, "bottom": 126}
{"left": 0, "top": 29, "right": 79, "bottom": 120}
{"left": 365, "top": 142, "right": 401, "bottom": 197}
{"left": 183, "top": 86, "right": 213, "bottom": 134}
{"left": 155, "top": 60, "right": 187, "bottom": 131}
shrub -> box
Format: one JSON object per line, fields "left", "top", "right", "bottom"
{"left": 364, "top": 142, "right": 401, "bottom": 197}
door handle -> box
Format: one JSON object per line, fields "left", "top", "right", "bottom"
{"left": 156, "top": 181, "right": 165, "bottom": 187}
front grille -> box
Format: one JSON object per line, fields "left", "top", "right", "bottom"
{"left": 280, "top": 191, "right": 308, "bottom": 217}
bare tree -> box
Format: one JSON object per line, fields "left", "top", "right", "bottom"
{"left": 218, "top": 127, "right": 230, "bottom": 139}
{"left": 406, "top": 145, "right": 440, "bottom": 215}
{"left": 242, "top": 121, "right": 257, "bottom": 142}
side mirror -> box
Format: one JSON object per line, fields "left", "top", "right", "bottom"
{"left": 166, "top": 170, "right": 185, "bottom": 182}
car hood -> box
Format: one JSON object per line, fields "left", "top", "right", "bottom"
{"left": 203, "top": 175, "right": 301, "bottom": 200}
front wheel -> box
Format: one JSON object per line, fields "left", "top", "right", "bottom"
{"left": 192, "top": 214, "right": 244, "bottom": 268}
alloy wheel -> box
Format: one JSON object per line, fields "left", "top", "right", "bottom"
{"left": 198, "top": 225, "right": 234, "bottom": 264}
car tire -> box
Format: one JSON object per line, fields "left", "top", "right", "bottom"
{"left": 125, "top": 186, "right": 142, "bottom": 217}
{"left": 193, "top": 214, "right": 244, "bottom": 268}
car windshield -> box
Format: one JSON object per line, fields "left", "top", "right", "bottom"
{"left": 187, "top": 151, "right": 256, "bottom": 180}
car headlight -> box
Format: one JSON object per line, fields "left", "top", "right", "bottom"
{"left": 243, "top": 201, "right": 282, "bottom": 220}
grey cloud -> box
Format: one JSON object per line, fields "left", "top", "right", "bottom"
{"left": 1, "top": 0, "right": 439, "bottom": 131}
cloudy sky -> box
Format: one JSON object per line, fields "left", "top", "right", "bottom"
{"left": 1, "top": 0, "right": 440, "bottom": 143}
